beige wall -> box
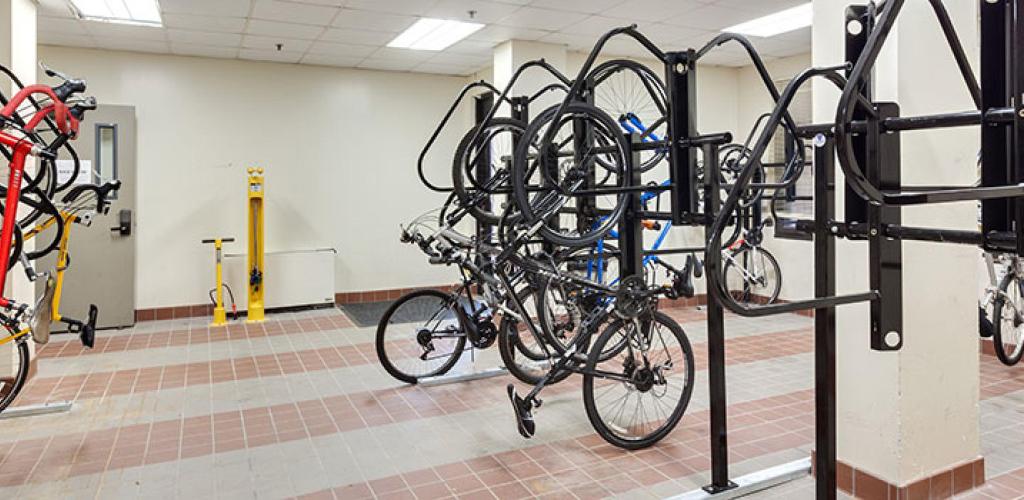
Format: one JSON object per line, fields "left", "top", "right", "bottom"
{"left": 38, "top": 45, "right": 471, "bottom": 309}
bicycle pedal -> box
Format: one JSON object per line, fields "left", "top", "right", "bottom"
{"left": 79, "top": 305, "right": 98, "bottom": 349}
{"left": 506, "top": 384, "right": 535, "bottom": 439}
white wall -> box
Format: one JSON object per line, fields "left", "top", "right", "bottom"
{"left": 38, "top": 45, "right": 471, "bottom": 309}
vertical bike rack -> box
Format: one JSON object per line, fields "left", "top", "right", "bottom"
{"left": 421, "top": 91, "right": 533, "bottom": 387}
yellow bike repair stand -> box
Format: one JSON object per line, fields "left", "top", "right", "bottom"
{"left": 202, "top": 237, "right": 235, "bottom": 327}
{"left": 247, "top": 168, "right": 265, "bottom": 323}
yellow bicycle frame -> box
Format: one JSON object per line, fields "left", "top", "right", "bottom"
{"left": 22, "top": 211, "right": 77, "bottom": 324}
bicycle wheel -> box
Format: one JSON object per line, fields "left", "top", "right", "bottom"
{"left": 589, "top": 59, "right": 668, "bottom": 173}
{"left": 0, "top": 332, "right": 30, "bottom": 414}
{"left": 722, "top": 245, "right": 781, "bottom": 306}
{"left": 511, "top": 102, "right": 630, "bottom": 248}
{"left": 498, "top": 285, "right": 571, "bottom": 385}
{"left": 375, "top": 289, "right": 467, "bottom": 384}
{"left": 992, "top": 272, "right": 1024, "bottom": 365}
{"left": 452, "top": 118, "right": 526, "bottom": 225}
{"left": 582, "top": 311, "right": 694, "bottom": 449}
{"left": 537, "top": 245, "right": 619, "bottom": 356}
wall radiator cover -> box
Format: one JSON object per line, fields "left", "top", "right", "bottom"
{"left": 224, "top": 248, "right": 336, "bottom": 310}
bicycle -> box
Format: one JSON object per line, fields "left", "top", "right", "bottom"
{"left": 0, "top": 67, "right": 95, "bottom": 412}
{"left": 979, "top": 252, "right": 1024, "bottom": 365}
{"left": 722, "top": 218, "right": 782, "bottom": 306}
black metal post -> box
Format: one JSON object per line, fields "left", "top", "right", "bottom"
{"left": 844, "top": 5, "right": 872, "bottom": 231}
{"left": 702, "top": 142, "right": 736, "bottom": 494}
{"left": 813, "top": 136, "right": 837, "bottom": 500}
{"left": 620, "top": 133, "right": 644, "bottom": 278}
{"left": 868, "top": 103, "right": 903, "bottom": 351}
{"left": 980, "top": 0, "right": 1011, "bottom": 243}
{"left": 665, "top": 50, "right": 698, "bottom": 223}
{"left": 474, "top": 93, "right": 495, "bottom": 249}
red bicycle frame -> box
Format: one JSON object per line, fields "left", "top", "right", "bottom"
{"left": 0, "top": 85, "right": 77, "bottom": 308}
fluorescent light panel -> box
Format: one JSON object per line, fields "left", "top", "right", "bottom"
{"left": 722, "top": 3, "right": 812, "bottom": 37}
{"left": 69, "top": 0, "right": 162, "bottom": 27}
{"left": 388, "top": 18, "right": 484, "bottom": 51}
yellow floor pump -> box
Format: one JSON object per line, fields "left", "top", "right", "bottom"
{"left": 202, "top": 237, "right": 236, "bottom": 327}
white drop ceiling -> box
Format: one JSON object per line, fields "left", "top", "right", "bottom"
{"left": 36, "top": 0, "right": 811, "bottom": 76}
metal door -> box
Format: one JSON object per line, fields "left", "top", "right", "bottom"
{"left": 37, "top": 105, "right": 137, "bottom": 329}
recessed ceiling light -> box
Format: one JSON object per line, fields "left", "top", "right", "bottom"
{"left": 68, "top": 0, "right": 163, "bottom": 27}
{"left": 387, "top": 18, "right": 485, "bottom": 51}
{"left": 722, "top": 3, "right": 812, "bottom": 38}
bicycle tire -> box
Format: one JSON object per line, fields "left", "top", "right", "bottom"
{"left": 375, "top": 289, "right": 467, "bottom": 384}
{"left": 498, "top": 286, "right": 573, "bottom": 385}
{"left": 582, "top": 311, "right": 694, "bottom": 449}
{"left": 510, "top": 102, "right": 630, "bottom": 248}
{"left": 0, "top": 337, "right": 30, "bottom": 414}
{"left": 589, "top": 59, "right": 668, "bottom": 173}
{"left": 722, "top": 245, "right": 782, "bottom": 306}
{"left": 452, "top": 118, "right": 527, "bottom": 225}
{"left": 992, "top": 271, "right": 1024, "bottom": 366}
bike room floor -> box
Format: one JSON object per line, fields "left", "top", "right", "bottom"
{"left": 0, "top": 306, "right": 1020, "bottom": 499}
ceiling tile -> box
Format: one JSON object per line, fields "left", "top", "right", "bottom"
{"left": 38, "top": 16, "right": 88, "bottom": 35}
{"left": 426, "top": 50, "right": 489, "bottom": 67}
{"left": 496, "top": 7, "right": 587, "bottom": 31}
{"left": 95, "top": 39, "right": 172, "bottom": 54}
{"left": 528, "top": 0, "right": 621, "bottom": 15}
{"left": 365, "top": 47, "right": 436, "bottom": 64}
{"left": 37, "top": 0, "right": 75, "bottom": 18}
{"left": 424, "top": 0, "right": 522, "bottom": 24}
{"left": 713, "top": 0, "right": 807, "bottom": 18}
{"left": 538, "top": 32, "right": 596, "bottom": 52}
{"left": 414, "top": 61, "right": 476, "bottom": 76}
{"left": 38, "top": 32, "right": 96, "bottom": 49}
{"left": 161, "top": 0, "right": 254, "bottom": 18}
{"left": 306, "top": 40, "right": 378, "bottom": 57}
{"left": 300, "top": 53, "right": 366, "bottom": 67}
{"left": 245, "top": 19, "right": 325, "bottom": 39}
{"left": 344, "top": 0, "right": 440, "bottom": 16}
{"left": 668, "top": 4, "right": 748, "bottom": 31}
{"left": 82, "top": 21, "right": 168, "bottom": 41}
{"left": 444, "top": 38, "right": 495, "bottom": 55}
{"left": 242, "top": 34, "right": 313, "bottom": 52}
{"left": 251, "top": 0, "right": 341, "bottom": 26}
{"left": 331, "top": 9, "right": 416, "bottom": 32}
{"left": 467, "top": 24, "right": 548, "bottom": 43}
{"left": 171, "top": 43, "right": 241, "bottom": 59}
{"left": 162, "top": 14, "right": 247, "bottom": 33}
{"left": 357, "top": 58, "right": 419, "bottom": 72}
{"left": 167, "top": 29, "right": 243, "bottom": 47}
{"left": 600, "top": 0, "right": 705, "bottom": 22}
{"left": 239, "top": 48, "right": 304, "bottom": 63}
{"left": 558, "top": 16, "right": 639, "bottom": 37}
{"left": 319, "top": 28, "right": 397, "bottom": 46}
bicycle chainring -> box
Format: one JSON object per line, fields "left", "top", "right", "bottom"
{"left": 615, "top": 275, "right": 653, "bottom": 320}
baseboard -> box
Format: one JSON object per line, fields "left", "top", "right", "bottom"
{"left": 812, "top": 452, "right": 984, "bottom": 499}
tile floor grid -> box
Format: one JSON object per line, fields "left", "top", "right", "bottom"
{"left": 0, "top": 307, "right": 1017, "bottom": 499}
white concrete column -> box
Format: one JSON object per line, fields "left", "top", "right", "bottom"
{"left": 0, "top": 0, "right": 36, "bottom": 307}
{"left": 492, "top": 40, "right": 567, "bottom": 116}
{"left": 0, "top": 1, "right": 37, "bottom": 379}
{"left": 813, "top": 0, "right": 981, "bottom": 490}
